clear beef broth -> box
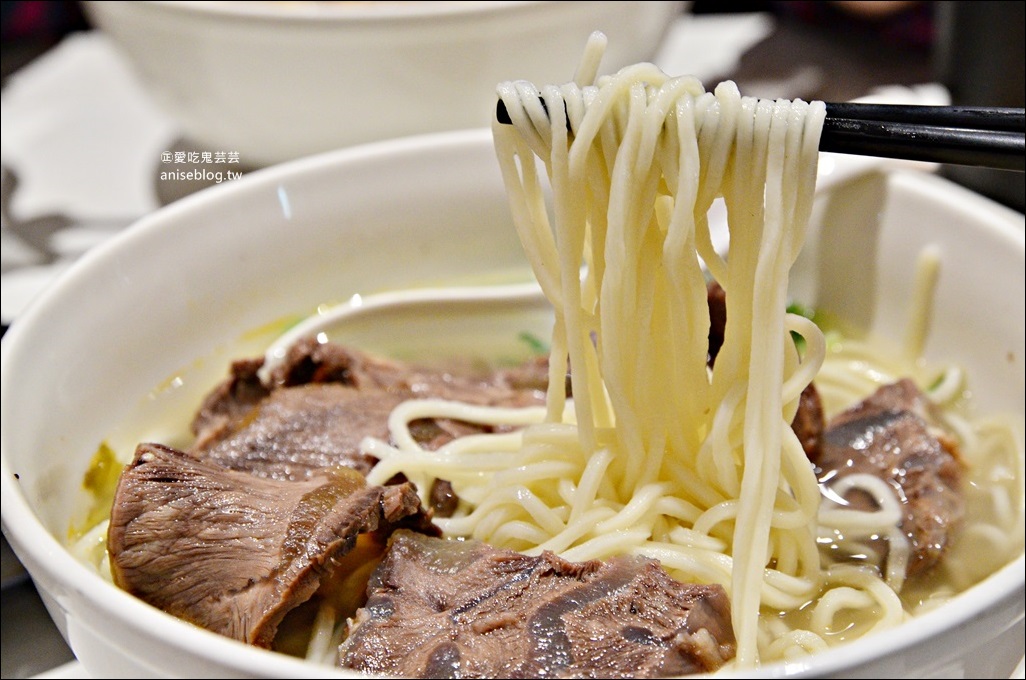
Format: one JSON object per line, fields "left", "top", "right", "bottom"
{"left": 78, "top": 282, "right": 1022, "bottom": 676}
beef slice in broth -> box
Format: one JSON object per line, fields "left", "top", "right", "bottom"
{"left": 817, "top": 378, "right": 965, "bottom": 577}
{"left": 108, "top": 443, "right": 436, "bottom": 648}
{"left": 189, "top": 339, "right": 547, "bottom": 490}
{"left": 340, "top": 530, "right": 735, "bottom": 678}
{"left": 706, "top": 280, "right": 825, "bottom": 458}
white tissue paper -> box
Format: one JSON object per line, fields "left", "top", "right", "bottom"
{"left": 1, "top": 32, "right": 178, "bottom": 324}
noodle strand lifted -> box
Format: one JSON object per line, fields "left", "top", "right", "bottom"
{"left": 490, "top": 35, "right": 826, "bottom": 666}
{"left": 354, "top": 34, "right": 1024, "bottom": 671}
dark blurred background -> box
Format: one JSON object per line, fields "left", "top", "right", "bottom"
{"left": 692, "top": 0, "right": 1025, "bottom": 211}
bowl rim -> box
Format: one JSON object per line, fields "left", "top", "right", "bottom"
{"left": 1, "top": 127, "right": 1024, "bottom": 678}
{"left": 109, "top": 0, "right": 581, "bottom": 23}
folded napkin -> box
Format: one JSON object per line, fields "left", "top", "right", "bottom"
{"left": 1, "top": 31, "right": 178, "bottom": 222}
{"left": 1, "top": 31, "right": 178, "bottom": 324}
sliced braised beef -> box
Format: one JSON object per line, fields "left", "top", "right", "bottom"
{"left": 339, "top": 530, "right": 735, "bottom": 678}
{"left": 706, "top": 280, "right": 728, "bottom": 365}
{"left": 817, "top": 378, "right": 964, "bottom": 577}
{"left": 791, "top": 381, "right": 825, "bottom": 459}
{"left": 265, "top": 337, "right": 548, "bottom": 407}
{"left": 194, "top": 382, "right": 405, "bottom": 480}
{"left": 190, "top": 338, "right": 548, "bottom": 487}
{"left": 494, "top": 354, "right": 570, "bottom": 397}
{"left": 108, "top": 443, "right": 436, "bottom": 648}
{"left": 705, "top": 280, "right": 825, "bottom": 458}
{"left": 190, "top": 356, "right": 271, "bottom": 443}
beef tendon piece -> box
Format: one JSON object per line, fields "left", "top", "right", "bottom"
{"left": 339, "top": 530, "right": 735, "bottom": 678}
{"left": 107, "top": 443, "right": 436, "bottom": 648}
{"left": 819, "top": 378, "right": 965, "bottom": 577}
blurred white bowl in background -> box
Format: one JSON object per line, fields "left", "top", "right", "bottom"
{"left": 83, "top": 0, "right": 688, "bottom": 167}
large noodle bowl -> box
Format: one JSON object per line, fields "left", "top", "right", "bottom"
{"left": 63, "top": 35, "right": 1024, "bottom": 677}
{"left": 358, "top": 34, "right": 1023, "bottom": 668}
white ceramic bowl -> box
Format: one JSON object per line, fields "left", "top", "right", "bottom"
{"left": 2, "top": 129, "right": 1024, "bottom": 678}
{"left": 82, "top": 0, "right": 687, "bottom": 167}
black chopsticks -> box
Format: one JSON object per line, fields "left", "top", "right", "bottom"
{"left": 820, "top": 103, "right": 1024, "bottom": 171}
{"left": 495, "top": 100, "right": 1026, "bottom": 172}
